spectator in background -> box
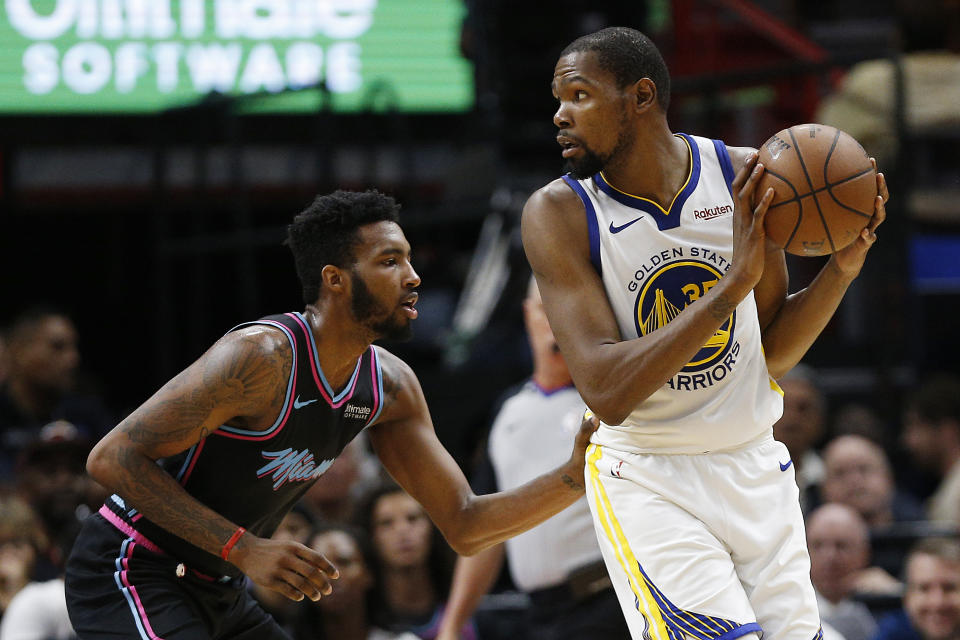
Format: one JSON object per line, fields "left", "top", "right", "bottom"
{"left": 873, "top": 537, "right": 960, "bottom": 640}
{"left": 357, "top": 483, "right": 475, "bottom": 640}
{"left": 0, "top": 307, "right": 113, "bottom": 481}
{"left": 821, "top": 434, "right": 927, "bottom": 578}
{"left": 0, "top": 514, "right": 79, "bottom": 640}
{"left": 822, "top": 434, "right": 926, "bottom": 527}
{"left": 13, "top": 423, "right": 107, "bottom": 577}
{"left": 292, "top": 523, "right": 419, "bottom": 640}
{"left": 774, "top": 363, "right": 828, "bottom": 515}
{"left": 901, "top": 374, "right": 960, "bottom": 528}
{"left": 806, "top": 502, "right": 899, "bottom": 640}
{"left": 0, "top": 495, "right": 48, "bottom": 622}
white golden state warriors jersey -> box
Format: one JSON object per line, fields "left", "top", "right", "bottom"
{"left": 564, "top": 134, "right": 783, "bottom": 454}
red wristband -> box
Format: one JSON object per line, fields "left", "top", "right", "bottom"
{"left": 221, "top": 526, "right": 246, "bottom": 561}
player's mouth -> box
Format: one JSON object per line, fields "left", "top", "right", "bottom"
{"left": 400, "top": 293, "right": 418, "bottom": 319}
{"left": 557, "top": 135, "right": 581, "bottom": 158}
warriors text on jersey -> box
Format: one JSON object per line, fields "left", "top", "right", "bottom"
{"left": 99, "top": 312, "right": 385, "bottom": 578}
{"left": 563, "top": 134, "right": 783, "bottom": 454}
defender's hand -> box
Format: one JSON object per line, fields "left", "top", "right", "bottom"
{"left": 230, "top": 533, "right": 339, "bottom": 602}
{"left": 563, "top": 410, "right": 601, "bottom": 486}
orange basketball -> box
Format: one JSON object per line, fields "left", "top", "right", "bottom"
{"left": 755, "top": 123, "right": 877, "bottom": 256}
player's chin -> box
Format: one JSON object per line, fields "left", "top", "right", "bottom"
{"left": 380, "top": 319, "right": 414, "bottom": 343}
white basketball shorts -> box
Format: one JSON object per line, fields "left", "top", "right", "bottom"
{"left": 585, "top": 437, "right": 822, "bottom": 640}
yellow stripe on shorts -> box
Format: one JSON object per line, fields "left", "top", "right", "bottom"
{"left": 587, "top": 444, "right": 671, "bottom": 640}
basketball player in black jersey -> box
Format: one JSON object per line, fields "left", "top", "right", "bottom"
{"left": 64, "top": 190, "right": 598, "bottom": 640}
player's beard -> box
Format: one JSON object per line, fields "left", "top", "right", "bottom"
{"left": 564, "top": 119, "right": 634, "bottom": 179}
{"left": 564, "top": 145, "right": 607, "bottom": 179}
{"left": 350, "top": 272, "right": 413, "bottom": 342}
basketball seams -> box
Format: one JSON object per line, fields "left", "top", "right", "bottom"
{"left": 760, "top": 169, "right": 803, "bottom": 250}
{"left": 758, "top": 124, "right": 875, "bottom": 256}
{"left": 768, "top": 168, "right": 875, "bottom": 214}
{"left": 788, "top": 126, "right": 837, "bottom": 254}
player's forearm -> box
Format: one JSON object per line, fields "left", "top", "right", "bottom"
{"left": 574, "top": 273, "right": 756, "bottom": 424}
{"left": 87, "top": 437, "right": 242, "bottom": 559}
{"left": 761, "top": 258, "right": 857, "bottom": 379}
{"left": 445, "top": 465, "right": 584, "bottom": 556}
{"left": 438, "top": 545, "right": 505, "bottom": 638}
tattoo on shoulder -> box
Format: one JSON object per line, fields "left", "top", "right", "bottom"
{"left": 122, "top": 333, "right": 289, "bottom": 446}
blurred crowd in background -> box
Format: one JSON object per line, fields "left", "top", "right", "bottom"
{"left": 2, "top": 0, "right": 960, "bottom": 639}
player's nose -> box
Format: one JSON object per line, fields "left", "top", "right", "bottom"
{"left": 404, "top": 262, "right": 421, "bottom": 288}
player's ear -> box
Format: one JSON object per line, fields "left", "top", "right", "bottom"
{"left": 321, "top": 265, "right": 345, "bottom": 293}
{"left": 632, "top": 78, "right": 657, "bottom": 113}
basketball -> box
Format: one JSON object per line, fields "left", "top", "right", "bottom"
{"left": 755, "top": 123, "right": 877, "bottom": 256}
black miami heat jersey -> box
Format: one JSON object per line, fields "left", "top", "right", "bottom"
{"left": 100, "top": 312, "right": 385, "bottom": 577}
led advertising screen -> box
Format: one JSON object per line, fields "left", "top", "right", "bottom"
{"left": 0, "top": 0, "right": 474, "bottom": 113}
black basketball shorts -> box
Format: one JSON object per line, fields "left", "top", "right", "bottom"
{"left": 65, "top": 511, "right": 290, "bottom": 640}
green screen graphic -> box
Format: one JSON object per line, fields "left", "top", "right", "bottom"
{"left": 0, "top": 0, "right": 474, "bottom": 113}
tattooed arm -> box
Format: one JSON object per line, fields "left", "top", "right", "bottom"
{"left": 367, "top": 349, "right": 598, "bottom": 557}
{"left": 86, "top": 326, "right": 337, "bottom": 601}
{"left": 519, "top": 152, "right": 772, "bottom": 425}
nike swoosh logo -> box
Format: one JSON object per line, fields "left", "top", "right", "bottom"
{"left": 609, "top": 217, "right": 644, "bottom": 234}
{"left": 779, "top": 460, "right": 793, "bottom": 472}
{"left": 293, "top": 396, "right": 318, "bottom": 410}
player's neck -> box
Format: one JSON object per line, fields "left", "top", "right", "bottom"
{"left": 303, "top": 302, "right": 374, "bottom": 388}
{"left": 603, "top": 124, "right": 689, "bottom": 208}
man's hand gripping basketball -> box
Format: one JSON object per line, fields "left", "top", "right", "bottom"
{"left": 730, "top": 151, "right": 775, "bottom": 293}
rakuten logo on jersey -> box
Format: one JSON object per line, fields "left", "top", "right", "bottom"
{"left": 693, "top": 204, "right": 732, "bottom": 220}
{"left": 257, "top": 448, "right": 334, "bottom": 490}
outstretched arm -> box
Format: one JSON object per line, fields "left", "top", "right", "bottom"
{"left": 86, "top": 327, "right": 338, "bottom": 602}
{"left": 367, "top": 351, "right": 597, "bottom": 556}
{"left": 757, "top": 159, "right": 888, "bottom": 378}
{"left": 521, "top": 154, "right": 773, "bottom": 425}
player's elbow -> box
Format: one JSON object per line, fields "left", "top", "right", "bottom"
{"left": 582, "top": 396, "right": 632, "bottom": 427}
{"left": 85, "top": 438, "right": 119, "bottom": 489}
{"left": 439, "top": 523, "right": 487, "bottom": 557}
{"left": 434, "top": 498, "right": 495, "bottom": 556}
{"left": 579, "top": 382, "right": 639, "bottom": 426}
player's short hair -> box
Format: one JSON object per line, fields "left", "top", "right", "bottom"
{"left": 560, "top": 26, "right": 671, "bottom": 112}
{"left": 286, "top": 189, "right": 401, "bottom": 304}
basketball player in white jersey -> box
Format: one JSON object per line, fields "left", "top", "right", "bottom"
{"left": 521, "top": 27, "right": 888, "bottom": 640}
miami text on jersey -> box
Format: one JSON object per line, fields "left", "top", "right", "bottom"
{"left": 257, "top": 448, "right": 335, "bottom": 490}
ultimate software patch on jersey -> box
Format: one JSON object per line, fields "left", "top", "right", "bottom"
{"left": 626, "top": 246, "right": 740, "bottom": 391}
